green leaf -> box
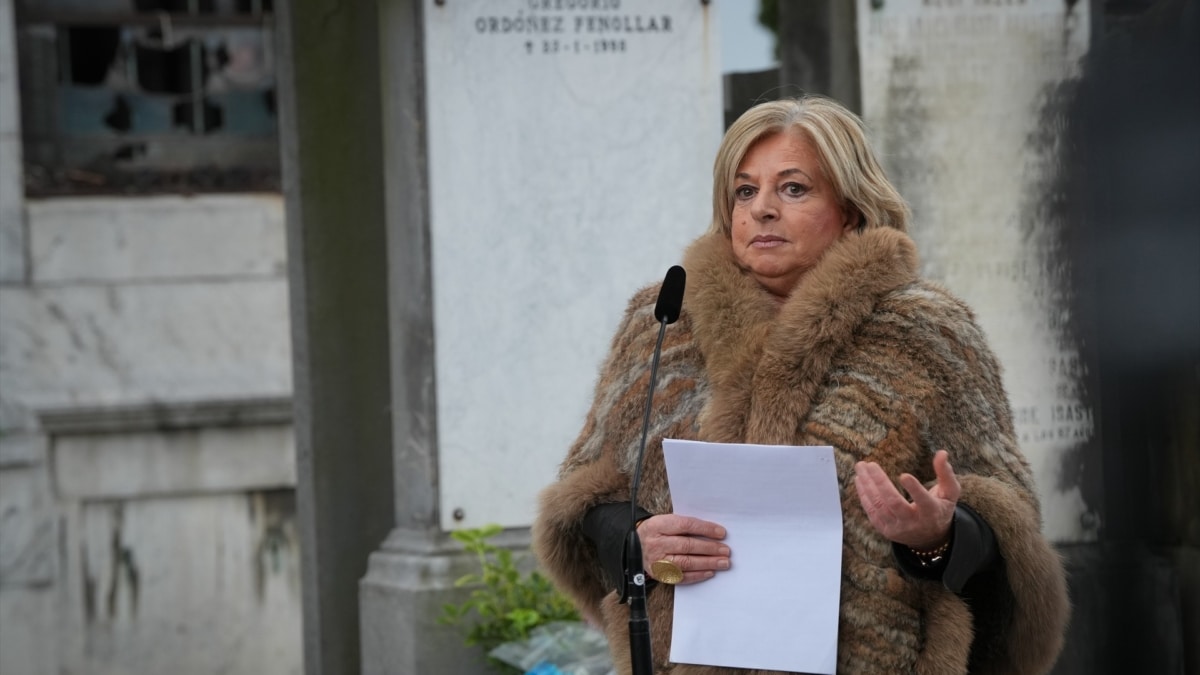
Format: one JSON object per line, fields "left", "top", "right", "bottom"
{"left": 438, "top": 524, "right": 581, "bottom": 657}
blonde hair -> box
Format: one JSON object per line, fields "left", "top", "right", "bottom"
{"left": 709, "top": 96, "right": 910, "bottom": 236}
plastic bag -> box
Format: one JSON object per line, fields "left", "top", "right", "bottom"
{"left": 488, "top": 621, "right": 616, "bottom": 675}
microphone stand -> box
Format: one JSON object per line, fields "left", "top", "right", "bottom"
{"left": 626, "top": 315, "right": 671, "bottom": 675}
{"left": 625, "top": 528, "right": 654, "bottom": 675}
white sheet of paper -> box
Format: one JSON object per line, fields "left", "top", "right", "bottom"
{"left": 661, "top": 439, "right": 843, "bottom": 674}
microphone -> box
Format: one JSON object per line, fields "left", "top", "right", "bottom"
{"left": 626, "top": 265, "right": 687, "bottom": 675}
{"left": 653, "top": 264, "right": 686, "bottom": 324}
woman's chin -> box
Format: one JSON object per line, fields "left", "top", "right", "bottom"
{"left": 747, "top": 270, "right": 800, "bottom": 298}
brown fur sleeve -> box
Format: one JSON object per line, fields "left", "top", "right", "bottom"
{"left": 893, "top": 284, "right": 1071, "bottom": 673}
{"left": 531, "top": 287, "right": 659, "bottom": 618}
{"left": 955, "top": 474, "right": 1070, "bottom": 675}
{"left": 530, "top": 289, "right": 652, "bottom": 614}
{"left": 532, "top": 283, "right": 709, "bottom": 621}
{"left": 532, "top": 452, "right": 633, "bottom": 619}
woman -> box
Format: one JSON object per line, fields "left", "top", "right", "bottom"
{"left": 532, "top": 96, "right": 1069, "bottom": 674}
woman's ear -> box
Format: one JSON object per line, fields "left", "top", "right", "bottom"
{"left": 843, "top": 206, "right": 865, "bottom": 232}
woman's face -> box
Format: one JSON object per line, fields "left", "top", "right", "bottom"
{"left": 730, "top": 131, "right": 852, "bottom": 298}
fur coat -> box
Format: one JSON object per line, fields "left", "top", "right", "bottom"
{"left": 532, "top": 227, "right": 1069, "bottom": 674}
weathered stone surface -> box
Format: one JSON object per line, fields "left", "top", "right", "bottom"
{"left": 0, "top": 465, "right": 57, "bottom": 585}
{"left": 27, "top": 196, "right": 286, "bottom": 284}
{"left": 0, "top": 585, "right": 58, "bottom": 675}
{"left": 54, "top": 424, "right": 296, "bottom": 500}
{"left": 0, "top": 279, "right": 291, "bottom": 409}
{"left": 858, "top": 0, "right": 1093, "bottom": 542}
{"left": 0, "top": 396, "right": 38, "bottom": 432}
{"left": 0, "top": 430, "right": 46, "bottom": 467}
{"left": 58, "top": 492, "right": 303, "bottom": 675}
{"left": 0, "top": 8, "right": 299, "bottom": 675}
{"left": 37, "top": 396, "right": 292, "bottom": 436}
{"left": 360, "top": 529, "right": 506, "bottom": 675}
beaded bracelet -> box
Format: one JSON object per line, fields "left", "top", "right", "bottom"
{"left": 908, "top": 536, "right": 952, "bottom": 567}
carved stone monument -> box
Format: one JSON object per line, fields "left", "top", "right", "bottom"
{"left": 423, "top": 0, "right": 722, "bottom": 532}
{"left": 356, "top": 1, "right": 722, "bottom": 671}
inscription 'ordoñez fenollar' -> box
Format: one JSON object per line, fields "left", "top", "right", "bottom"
{"left": 473, "top": 14, "right": 672, "bottom": 34}
{"left": 465, "top": 0, "right": 679, "bottom": 57}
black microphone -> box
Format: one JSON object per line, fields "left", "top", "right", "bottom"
{"left": 653, "top": 264, "right": 686, "bottom": 324}
{"left": 626, "top": 265, "right": 687, "bottom": 675}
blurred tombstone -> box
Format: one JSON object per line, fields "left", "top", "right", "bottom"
{"left": 857, "top": 0, "right": 1095, "bottom": 545}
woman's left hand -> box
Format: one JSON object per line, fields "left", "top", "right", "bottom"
{"left": 854, "top": 450, "right": 960, "bottom": 551}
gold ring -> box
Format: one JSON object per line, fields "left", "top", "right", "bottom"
{"left": 651, "top": 559, "right": 684, "bottom": 585}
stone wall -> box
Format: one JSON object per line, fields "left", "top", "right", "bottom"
{"left": 0, "top": 178, "right": 301, "bottom": 675}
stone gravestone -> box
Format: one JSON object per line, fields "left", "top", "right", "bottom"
{"left": 361, "top": 1, "right": 721, "bottom": 671}
{"left": 423, "top": 0, "right": 722, "bottom": 532}
{"left": 857, "top": 0, "right": 1093, "bottom": 543}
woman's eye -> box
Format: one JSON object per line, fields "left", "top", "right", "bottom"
{"left": 734, "top": 186, "right": 756, "bottom": 200}
{"left": 782, "top": 182, "right": 807, "bottom": 197}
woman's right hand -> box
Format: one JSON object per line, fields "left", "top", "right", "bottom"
{"left": 637, "top": 514, "right": 731, "bottom": 584}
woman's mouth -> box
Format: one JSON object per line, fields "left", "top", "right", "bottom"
{"left": 749, "top": 235, "right": 787, "bottom": 248}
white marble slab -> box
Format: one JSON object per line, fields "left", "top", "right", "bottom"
{"left": 27, "top": 195, "right": 286, "bottom": 284}
{"left": 423, "top": 0, "right": 723, "bottom": 529}
{"left": 0, "top": 280, "right": 292, "bottom": 410}
{"left": 858, "top": 0, "right": 1093, "bottom": 542}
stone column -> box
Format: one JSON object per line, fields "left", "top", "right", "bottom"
{"left": 279, "top": 0, "right": 502, "bottom": 671}
{"left": 356, "top": 0, "right": 484, "bottom": 672}
{"left": 277, "top": 1, "right": 396, "bottom": 674}
{"left": 0, "top": 0, "right": 24, "bottom": 282}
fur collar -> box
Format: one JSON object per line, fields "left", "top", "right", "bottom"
{"left": 681, "top": 227, "right": 921, "bottom": 445}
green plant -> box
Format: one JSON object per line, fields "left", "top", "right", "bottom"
{"left": 439, "top": 524, "right": 580, "bottom": 672}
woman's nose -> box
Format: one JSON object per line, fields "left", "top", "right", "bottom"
{"left": 751, "top": 191, "right": 778, "bottom": 221}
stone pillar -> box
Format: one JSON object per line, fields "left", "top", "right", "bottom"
{"left": 0, "top": 0, "right": 24, "bottom": 281}
{"left": 276, "top": 1, "right": 396, "bottom": 674}
{"left": 356, "top": 1, "right": 484, "bottom": 672}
